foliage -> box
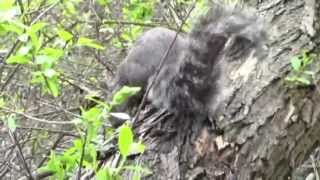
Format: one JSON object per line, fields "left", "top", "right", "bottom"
{"left": 0, "top": 0, "right": 207, "bottom": 179}
{"left": 0, "top": 0, "right": 155, "bottom": 98}
{"left": 38, "top": 86, "right": 147, "bottom": 179}
{"left": 286, "top": 51, "right": 318, "bottom": 87}
{"left": 114, "top": 0, "right": 156, "bottom": 48}
{"left": 112, "top": 86, "right": 141, "bottom": 106}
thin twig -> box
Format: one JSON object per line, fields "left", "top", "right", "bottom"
{"left": 30, "top": 107, "right": 79, "bottom": 117}
{"left": 103, "top": 20, "right": 161, "bottom": 28}
{"left": 1, "top": 107, "right": 76, "bottom": 125}
{"left": 36, "top": 98, "right": 82, "bottom": 119}
{"left": 76, "top": 20, "right": 178, "bottom": 31}
{"left": 94, "top": 51, "right": 114, "bottom": 76}
{"left": 76, "top": 129, "right": 88, "bottom": 180}
{"left": 0, "top": 137, "right": 36, "bottom": 153}
{"left": 0, "top": 64, "right": 21, "bottom": 92}
{"left": 17, "top": 126, "right": 77, "bottom": 137}
{"left": 30, "top": 1, "right": 58, "bottom": 25}
{"left": 8, "top": 130, "right": 34, "bottom": 180}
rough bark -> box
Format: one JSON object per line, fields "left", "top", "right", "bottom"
{"left": 133, "top": 0, "right": 320, "bottom": 179}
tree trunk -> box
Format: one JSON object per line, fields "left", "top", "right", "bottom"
{"left": 134, "top": 0, "right": 320, "bottom": 179}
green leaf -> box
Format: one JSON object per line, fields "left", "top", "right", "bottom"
{"left": 39, "top": 47, "right": 64, "bottom": 59}
{"left": 17, "top": 45, "right": 32, "bottom": 55}
{"left": 41, "top": 69, "right": 60, "bottom": 97}
{"left": 64, "top": 1, "right": 77, "bottom": 15}
{"left": 43, "top": 68, "right": 57, "bottom": 78}
{"left": 296, "top": 77, "right": 311, "bottom": 85}
{"left": 40, "top": 151, "right": 66, "bottom": 180}
{"left": 29, "top": 32, "right": 40, "bottom": 51}
{"left": 112, "top": 86, "right": 141, "bottom": 106}
{"left": 27, "top": 22, "right": 46, "bottom": 51}
{"left": 46, "top": 76, "right": 60, "bottom": 97}
{"left": 0, "top": 24, "right": 7, "bottom": 35}
{"left": 1, "top": 21, "right": 25, "bottom": 35}
{"left": 96, "top": 167, "right": 112, "bottom": 180}
{"left": 118, "top": 124, "right": 133, "bottom": 157}
{"left": 6, "top": 55, "right": 30, "bottom": 64}
{"left": 0, "top": 98, "right": 5, "bottom": 108}
{"left": 130, "top": 142, "right": 145, "bottom": 154}
{"left": 74, "top": 139, "right": 83, "bottom": 149}
{"left": 85, "top": 144, "right": 98, "bottom": 167}
{"left": 96, "top": 0, "right": 111, "bottom": 6}
{"left": 285, "top": 76, "right": 296, "bottom": 82}
{"left": 303, "top": 71, "right": 315, "bottom": 76}
{"left": 0, "top": 0, "right": 15, "bottom": 11}
{"left": 123, "top": 1, "right": 154, "bottom": 22}
{"left": 17, "top": 33, "right": 28, "bottom": 42}
{"left": 77, "top": 37, "right": 105, "bottom": 50}
{"left": 302, "top": 51, "right": 311, "bottom": 65}
{"left": 29, "top": 22, "right": 47, "bottom": 33}
{"left": 60, "top": 153, "right": 77, "bottom": 172}
{"left": 35, "top": 55, "right": 57, "bottom": 69}
{"left": 123, "top": 165, "right": 152, "bottom": 176}
{"left": 0, "top": 1, "right": 19, "bottom": 21}
{"left": 31, "top": 71, "right": 45, "bottom": 84}
{"left": 46, "top": 151, "right": 59, "bottom": 172}
{"left": 7, "top": 114, "right": 17, "bottom": 131}
{"left": 82, "top": 107, "right": 102, "bottom": 122}
{"left": 290, "top": 56, "right": 302, "bottom": 71}
{"left": 57, "top": 29, "right": 73, "bottom": 42}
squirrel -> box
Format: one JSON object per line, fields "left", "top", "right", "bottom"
{"left": 111, "top": 4, "right": 267, "bottom": 123}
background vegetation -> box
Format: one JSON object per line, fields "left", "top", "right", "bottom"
{"left": 0, "top": 0, "right": 210, "bottom": 179}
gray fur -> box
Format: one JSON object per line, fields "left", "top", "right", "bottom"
{"left": 112, "top": 4, "right": 267, "bottom": 118}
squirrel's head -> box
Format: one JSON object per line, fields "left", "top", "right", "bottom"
{"left": 190, "top": 3, "right": 268, "bottom": 61}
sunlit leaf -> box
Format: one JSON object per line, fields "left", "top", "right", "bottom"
{"left": 46, "top": 76, "right": 60, "bottom": 97}
{"left": 0, "top": 0, "right": 15, "bottom": 11}
{"left": 17, "top": 34, "right": 28, "bottom": 42}
{"left": 64, "top": 1, "right": 77, "bottom": 15}
{"left": 290, "top": 56, "right": 301, "bottom": 71}
{"left": 43, "top": 68, "right": 57, "bottom": 78}
{"left": 7, "top": 114, "right": 17, "bottom": 131}
{"left": 0, "top": 0, "right": 19, "bottom": 21}
{"left": 35, "top": 55, "right": 57, "bottom": 69}
{"left": 130, "top": 142, "right": 145, "bottom": 154}
{"left": 118, "top": 124, "right": 133, "bottom": 157}
{"left": 57, "top": 29, "right": 73, "bottom": 42}
{"left": 77, "top": 37, "right": 105, "bottom": 50}
{"left": 0, "top": 98, "right": 5, "bottom": 108}
{"left": 29, "top": 22, "right": 47, "bottom": 33}
{"left": 296, "top": 77, "right": 311, "bottom": 85}
{"left": 96, "top": 0, "right": 111, "bottom": 6}
{"left": 17, "top": 45, "right": 32, "bottom": 55}
{"left": 96, "top": 167, "right": 112, "bottom": 180}
{"left": 6, "top": 55, "right": 30, "bottom": 64}
{"left": 1, "top": 21, "right": 25, "bottom": 35}
{"left": 303, "top": 71, "right": 315, "bottom": 76}
{"left": 112, "top": 86, "right": 141, "bottom": 106}
{"left": 39, "top": 48, "right": 64, "bottom": 59}
{"left": 82, "top": 107, "right": 102, "bottom": 122}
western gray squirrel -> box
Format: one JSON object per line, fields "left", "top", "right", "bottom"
{"left": 112, "top": 4, "right": 266, "bottom": 121}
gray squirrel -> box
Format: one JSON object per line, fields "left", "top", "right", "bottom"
{"left": 111, "top": 4, "right": 267, "bottom": 122}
